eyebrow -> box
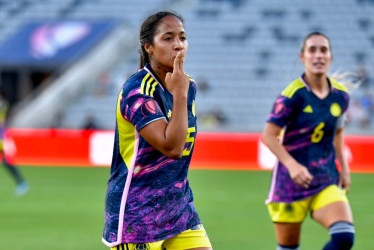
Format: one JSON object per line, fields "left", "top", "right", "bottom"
{"left": 162, "top": 31, "right": 186, "bottom": 36}
{"left": 308, "top": 45, "right": 329, "bottom": 49}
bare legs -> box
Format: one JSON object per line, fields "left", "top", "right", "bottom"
{"left": 274, "top": 201, "right": 353, "bottom": 248}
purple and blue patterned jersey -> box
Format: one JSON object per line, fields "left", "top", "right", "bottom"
{"left": 102, "top": 64, "right": 200, "bottom": 246}
{"left": 266, "top": 76, "right": 350, "bottom": 203}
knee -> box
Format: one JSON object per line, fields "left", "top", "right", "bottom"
{"left": 331, "top": 232, "right": 354, "bottom": 249}
{"left": 329, "top": 222, "right": 355, "bottom": 249}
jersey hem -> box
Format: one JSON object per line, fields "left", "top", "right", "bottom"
{"left": 102, "top": 221, "right": 201, "bottom": 246}
{"left": 266, "top": 184, "right": 330, "bottom": 204}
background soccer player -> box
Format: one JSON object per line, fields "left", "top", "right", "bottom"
{"left": 0, "top": 90, "right": 29, "bottom": 196}
{"left": 263, "top": 32, "right": 355, "bottom": 250}
{"left": 102, "top": 11, "right": 212, "bottom": 250}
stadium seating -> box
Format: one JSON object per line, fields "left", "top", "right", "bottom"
{"left": 2, "top": 0, "right": 374, "bottom": 133}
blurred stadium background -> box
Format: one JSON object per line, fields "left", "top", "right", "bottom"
{"left": 1, "top": 0, "right": 374, "bottom": 132}
{"left": 0, "top": 0, "right": 374, "bottom": 249}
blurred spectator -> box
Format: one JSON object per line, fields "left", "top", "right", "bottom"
{"left": 50, "top": 111, "right": 65, "bottom": 128}
{"left": 197, "top": 77, "right": 210, "bottom": 93}
{"left": 359, "top": 88, "right": 374, "bottom": 117}
{"left": 210, "top": 108, "right": 227, "bottom": 124}
{"left": 356, "top": 63, "right": 371, "bottom": 89}
{"left": 82, "top": 114, "right": 100, "bottom": 130}
{"left": 199, "top": 108, "right": 227, "bottom": 128}
{"left": 95, "top": 72, "right": 111, "bottom": 96}
{"left": 346, "top": 99, "right": 371, "bottom": 128}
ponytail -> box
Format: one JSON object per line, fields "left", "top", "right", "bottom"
{"left": 330, "top": 71, "right": 360, "bottom": 92}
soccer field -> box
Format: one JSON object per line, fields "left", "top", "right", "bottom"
{"left": 0, "top": 166, "right": 373, "bottom": 250}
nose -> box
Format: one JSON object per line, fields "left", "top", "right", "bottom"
{"left": 174, "top": 38, "right": 184, "bottom": 50}
{"left": 315, "top": 49, "right": 324, "bottom": 58}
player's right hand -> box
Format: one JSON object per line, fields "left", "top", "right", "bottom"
{"left": 165, "top": 51, "right": 190, "bottom": 97}
{"left": 289, "top": 163, "right": 314, "bottom": 189}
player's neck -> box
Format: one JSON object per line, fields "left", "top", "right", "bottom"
{"left": 149, "top": 61, "right": 172, "bottom": 88}
{"left": 304, "top": 74, "right": 330, "bottom": 99}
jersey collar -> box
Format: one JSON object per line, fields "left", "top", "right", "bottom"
{"left": 144, "top": 63, "right": 165, "bottom": 91}
{"left": 299, "top": 73, "right": 333, "bottom": 92}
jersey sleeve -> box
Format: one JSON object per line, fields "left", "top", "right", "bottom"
{"left": 336, "top": 114, "right": 346, "bottom": 128}
{"left": 338, "top": 92, "right": 350, "bottom": 129}
{"left": 342, "top": 93, "right": 350, "bottom": 113}
{"left": 267, "top": 94, "right": 297, "bottom": 128}
{"left": 120, "top": 90, "right": 165, "bottom": 132}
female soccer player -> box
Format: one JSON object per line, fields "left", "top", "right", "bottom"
{"left": 0, "top": 91, "right": 29, "bottom": 196}
{"left": 102, "top": 11, "right": 212, "bottom": 250}
{"left": 263, "top": 32, "right": 355, "bottom": 250}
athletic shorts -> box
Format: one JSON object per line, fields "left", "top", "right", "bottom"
{"left": 267, "top": 185, "right": 349, "bottom": 223}
{"left": 110, "top": 224, "right": 212, "bottom": 250}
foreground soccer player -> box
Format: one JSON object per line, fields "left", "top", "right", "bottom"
{"left": 263, "top": 32, "right": 355, "bottom": 250}
{"left": 102, "top": 11, "right": 212, "bottom": 250}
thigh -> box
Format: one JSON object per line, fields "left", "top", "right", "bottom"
{"left": 312, "top": 201, "right": 353, "bottom": 229}
{"left": 162, "top": 224, "right": 212, "bottom": 250}
{"left": 311, "top": 185, "right": 353, "bottom": 228}
{"left": 267, "top": 200, "right": 310, "bottom": 245}
{"left": 274, "top": 222, "right": 302, "bottom": 246}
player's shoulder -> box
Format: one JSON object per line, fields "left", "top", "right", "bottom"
{"left": 329, "top": 78, "right": 349, "bottom": 94}
{"left": 124, "top": 69, "right": 148, "bottom": 87}
{"left": 187, "top": 74, "right": 196, "bottom": 83}
{"left": 186, "top": 74, "right": 197, "bottom": 90}
{"left": 281, "top": 78, "right": 306, "bottom": 98}
{"left": 123, "top": 69, "right": 161, "bottom": 97}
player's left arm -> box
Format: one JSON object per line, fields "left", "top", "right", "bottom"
{"left": 334, "top": 127, "right": 351, "bottom": 193}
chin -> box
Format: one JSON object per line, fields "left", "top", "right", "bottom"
{"left": 166, "top": 66, "right": 174, "bottom": 72}
{"left": 312, "top": 69, "right": 327, "bottom": 75}
{"left": 158, "top": 63, "right": 173, "bottom": 73}
{"left": 313, "top": 72, "right": 327, "bottom": 78}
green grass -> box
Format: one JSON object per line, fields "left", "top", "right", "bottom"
{"left": 0, "top": 166, "right": 373, "bottom": 250}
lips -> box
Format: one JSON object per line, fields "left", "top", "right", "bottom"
{"left": 313, "top": 62, "right": 325, "bottom": 66}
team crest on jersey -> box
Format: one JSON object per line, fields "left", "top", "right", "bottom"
{"left": 133, "top": 243, "right": 150, "bottom": 250}
{"left": 330, "top": 103, "right": 341, "bottom": 117}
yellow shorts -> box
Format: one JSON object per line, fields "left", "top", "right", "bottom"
{"left": 110, "top": 224, "right": 212, "bottom": 250}
{"left": 267, "top": 185, "right": 349, "bottom": 223}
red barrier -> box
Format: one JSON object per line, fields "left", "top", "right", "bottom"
{"left": 342, "top": 135, "right": 374, "bottom": 173}
{"left": 5, "top": 129, "right": 93, "bottom": 166}
{"left": 5, "top": 129, "right": 374, "bottom": 172}
{"left": 191, "top": 132, "right": 260, "bottom": 170}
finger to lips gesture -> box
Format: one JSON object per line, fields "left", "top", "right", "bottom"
{"left": 165, "top": 51, "right": 190, "bottom": 96}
